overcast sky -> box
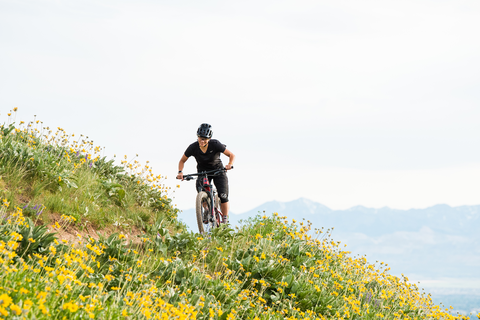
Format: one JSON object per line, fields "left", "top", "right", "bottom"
{"left": 1, "top": 0, "right": 479, "bottom": 213}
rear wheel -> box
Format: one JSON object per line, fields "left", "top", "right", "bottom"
{"left": 196, "top": 192, "right": 215, "bottom": 234}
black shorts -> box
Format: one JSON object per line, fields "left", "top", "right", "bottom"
{"left": 196, "top": 172, "right": 229, "bottom": 203}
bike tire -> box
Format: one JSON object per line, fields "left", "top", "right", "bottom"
{"left": 195, "top": 191, "right": 214, "bottom": 234}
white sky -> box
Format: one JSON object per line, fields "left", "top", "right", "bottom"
{"left": 1, "top": 0, "right": 479, "bottom": 212}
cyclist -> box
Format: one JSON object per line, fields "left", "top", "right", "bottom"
{"left": 176, "top": 123, "right": 235, "bottom": 222}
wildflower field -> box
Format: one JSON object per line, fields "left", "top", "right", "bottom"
{"left": 0, "top": 110, "right": 476, "bottom": 319}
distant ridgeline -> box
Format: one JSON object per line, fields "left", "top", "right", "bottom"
{"left": 236, "top": 198, "right": 479, "bottom": 236}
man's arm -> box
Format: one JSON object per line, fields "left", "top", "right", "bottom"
{"left": 223, "top": 149, "right": 235, "bottom": 170}
{"left": 176, "top": 154, "right": 189, "bottom": 180}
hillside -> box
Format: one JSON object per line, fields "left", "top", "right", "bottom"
{"left": 193, "top": 199, "right": 480, "bottom": 314}
{"left": 0, "top": 112, "right": 474, "bottom": 319}
{"left": 214, "top": 199, "right": 480, "bottom": 277}
{"left": 181, "top": 199, "right": 480, "bottom": 278}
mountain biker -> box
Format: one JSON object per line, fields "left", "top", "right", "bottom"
{"left": 176, "top": 123, "right": 235, "bottom": 222}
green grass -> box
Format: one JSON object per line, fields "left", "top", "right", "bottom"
{"left": 0, "top": 118, "right": 182, "bottom": 233}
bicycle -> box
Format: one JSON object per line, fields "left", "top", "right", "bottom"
{"left": 182, "top": 168, "right": 231, "bottom": 234}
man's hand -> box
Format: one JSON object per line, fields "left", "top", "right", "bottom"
{"left": 225, "top": 164, "right": 233, "bottom": 170}
{"left": 176, "top": 173, "right": 184, "bottom": 180}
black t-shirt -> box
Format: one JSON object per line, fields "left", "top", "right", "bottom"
{"left": 184, "top": 139, "right": 226, "bottom": 172}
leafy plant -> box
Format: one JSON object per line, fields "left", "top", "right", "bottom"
{"left": 101, "top": 179, "right": 126, "bottom": 206}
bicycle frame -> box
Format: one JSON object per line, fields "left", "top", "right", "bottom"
{"left": 183, "top": 168, "right": 226, "bottom": 227}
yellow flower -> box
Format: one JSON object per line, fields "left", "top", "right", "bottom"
{"left": 0, "top": 294, "right": 12, "bottom": 308}
{"left": 10, "top": 304, "right": 21, "bottom": 315}
{"left": 2, "top": 199, "right": 10, "bottom": 207}
{"left": 23, "top": 300, "right": 33, "bottom": 310}
{"left": 0, "top": 306, "right": 8, "bottom": 316}
{"left": 19, "top": 288, "right": 29, "bottom": 294}
{"left": 10, "top": 232, "right": 22, "bottom": 241}
{"left": 67, "top": 302, "right": 79, "bottom": 313}
{"left": 57, "top": 274, "right": 66, "bottom": 284}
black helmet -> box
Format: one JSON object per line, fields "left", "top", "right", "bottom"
{"left": 197, "top": 123, "right": 213, "bottom": 138}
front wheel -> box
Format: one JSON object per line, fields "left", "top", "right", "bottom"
{"left": 195, "top": 192, "right": 216, "bottom": 234}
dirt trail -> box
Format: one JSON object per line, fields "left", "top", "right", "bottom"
{"left": 42, "top": 213, "right": 145, "bottom": 246}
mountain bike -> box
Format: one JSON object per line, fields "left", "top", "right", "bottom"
{"left": 182, "top": 168, "right": 231, "bottom": 234}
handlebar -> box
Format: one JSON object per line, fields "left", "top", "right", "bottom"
{"left": 181, "top": 167, "right": 233, "bottom": 181}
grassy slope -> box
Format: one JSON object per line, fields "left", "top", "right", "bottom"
{"left": 0, "top": 113, "right": 474, "bottom": 320}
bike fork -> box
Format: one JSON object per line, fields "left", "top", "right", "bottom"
{"left": 209, "top": 192, "right": 216, "bottom": 223}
